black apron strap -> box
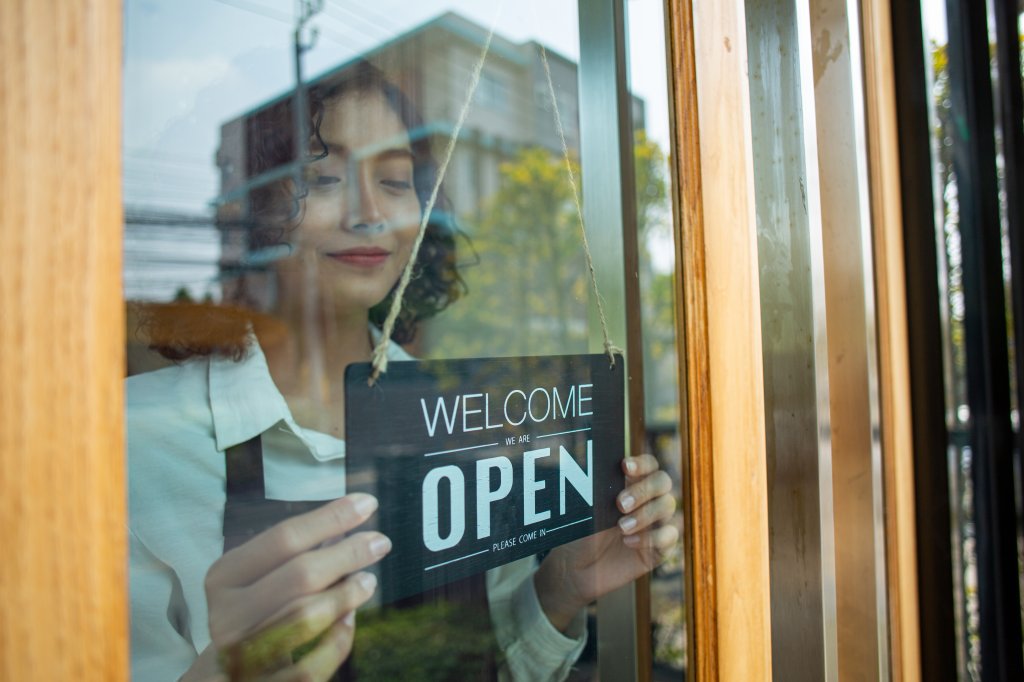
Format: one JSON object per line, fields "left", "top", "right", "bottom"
{"left": 222, "top": 436, "right": 327, "bottom": 552}
{"left": 221, "top": 435, "right": 350, "bottom": 681}
{"left": 225, "top": 433, "right": 265, "bottom": 499}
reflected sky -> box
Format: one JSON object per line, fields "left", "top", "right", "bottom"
{"left": 123, "top": 0, "right": 673, "bottom": 299}
{"left": 124, "top": 0, "right": 669, "bottom": 213}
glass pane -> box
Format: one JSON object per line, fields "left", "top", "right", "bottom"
{"left": 626, "top": 1, "right": 687, "bottom": 677}
{"left": 922, "top": 1, "right": 1024, "bottom": 678}
{"left": 123, "top": 1, "right": 684, "bottom": 680}
{"left": 919, "top": 2, "right": 974, "bottom": 675}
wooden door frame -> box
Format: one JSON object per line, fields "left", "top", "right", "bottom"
{"left": 1, "top": 0, "right": 126, "bottom": 680}
{"left": 665, "top": 1, "right": 773, "bottom": 680}
{"left": 665, "top": 0, "right": 921, "bottom": 679}
{"left": 0, "top": 1, "right": 923, "bottom": 680}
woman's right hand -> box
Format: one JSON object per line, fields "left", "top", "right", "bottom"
{"left": 182, "top": 493, "right": 391, "bottom": 681}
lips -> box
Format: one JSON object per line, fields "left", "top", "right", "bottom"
{"left": 324, "top": 246, "right": 391, "bottom": 267}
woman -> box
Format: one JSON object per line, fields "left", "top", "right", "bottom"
{"left": 128, "top": 60, "right": 677, "bottom": 681}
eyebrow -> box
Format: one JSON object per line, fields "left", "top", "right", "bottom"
{"left": 318, "top": 143, "right": 413, "bottom": 163}
{"left": 375, "top": 148, "right": 415, "bottom": 163}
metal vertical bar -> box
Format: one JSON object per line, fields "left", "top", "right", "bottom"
{"left": 944, "top": 0, "right": 1024, "bottom": 679}
{"left": 577, "top": 1, "right": 645, "bottom": 679}
{"left": 744, "top": 0, "right": 839, "bottom": 679}
{"left": 809, "top": 0, "right": 890, "bottom": 676}
{"left": 887, "top": 2, "right": 957, "bottom": 679}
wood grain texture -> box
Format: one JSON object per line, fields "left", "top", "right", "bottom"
{"left": 666, "top": 1, "right": 772, "bottom": 680}
{"left": 0, "top": 1, "right": 126, "bottom": 680}
{"left": 859, "top": 0, "right": 922, "bottom": 679}
{"left": 665, "top": 1, "right": 717, "bottom": 679}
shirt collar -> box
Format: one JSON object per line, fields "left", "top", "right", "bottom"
{"left": 208, "top": 327, "right": 412, "bottom": 460}
{"left": 209, "top": 338, "right": 293, "bottom": 453}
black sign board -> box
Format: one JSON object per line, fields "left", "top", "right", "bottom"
{"left": 345, "top": 353, "right": 624, "bottom": 604}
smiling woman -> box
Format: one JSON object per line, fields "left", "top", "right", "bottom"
{"left": 126, "top": 49, "right": 678, "bottom": 681}
{"left": 144, "top": 61, "right": 463, "bottom": 368}
{"left": 116, "top": 0, "right": 694, "bottom": 677}
{"left": 282, "top": 92, "right": 425, "bottom": 327}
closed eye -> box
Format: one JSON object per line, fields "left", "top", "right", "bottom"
{"left": 311, "top": 174, "right": 343, "bottom": 187}
{"left": 381, "top": 179, "right": 412, "bottom": 191}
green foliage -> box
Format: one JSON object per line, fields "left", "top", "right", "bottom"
{"left": 428, "top": 132, "right": 674, "bottom": 382}
{"left": 633, "top": 130, "right": 670, "bottom": 239}
{"left": 632, "top": 131, "right": 678, "bottom": 425}
{"left": 429, "top": 146, "right": 589, "bottom": 358}
{"left": 352, "top": 601, "right": 501, "bottom": 681}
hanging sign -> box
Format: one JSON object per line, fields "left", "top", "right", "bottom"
{"left": 345, "top": 353, "right": 624, "bottom": 603}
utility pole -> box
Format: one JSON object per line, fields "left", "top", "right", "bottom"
{"left": 294, "top": 0, "right": 323, "bottom": 184}
{"left": 294, "top": 0, "right": 327, "bottom": 411}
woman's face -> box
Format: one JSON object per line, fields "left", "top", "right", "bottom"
{"left": 282, "top": 89, "right": 422, "bottom": 317}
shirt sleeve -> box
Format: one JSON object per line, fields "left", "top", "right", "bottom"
{"left": 486, "top": 558, "right": 587, "bottom": 682}
{"left": 130, "top": 527, "right": 198, "bottom": 681}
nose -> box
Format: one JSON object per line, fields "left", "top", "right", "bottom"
{"left": 347, "top": 161, "right": 384, "bottom": 233}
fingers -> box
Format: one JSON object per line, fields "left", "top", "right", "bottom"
{"left": 254, "top": 572, "right": 377, "bottom": 642}
{"left": 257, "top": 531, "right": 390, "bottom": 604}
{"left": 616, "top": 456, "right": 675, "bottom": 538}
{"left": 621, "top": 524, "right": 680, "bottom": 559}
{"left": 617, "top": 461, "right": 672, "bottom": 516}
{"left": 618, "top": 489, "right": 675, "bottom": 536}
{"left": 208, "top": 494, "right": 379, "bottom": 590}
{"left": 212, "top": 532, "right": 390, "bottom": 646}
{"left": 622, "top": 454, "right": 660, "bottom": 484}
{"left": 263, "top": 617, "right": 355, "bottom": 682}
{"left": 217, "top": 573, "right": 373, "bottom": 677}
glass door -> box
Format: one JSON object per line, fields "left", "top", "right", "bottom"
{"left": 122, "top": 1, "right": 687, "bottom": 679}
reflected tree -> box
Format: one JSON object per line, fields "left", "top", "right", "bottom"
{"left": 428, "top": 133, "right": 672, "bottom": 375}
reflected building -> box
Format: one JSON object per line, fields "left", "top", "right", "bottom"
{"left": 215, "top": 11, "right": 646, "bottom": 275}
{"left": 124, "top": 11, "right": 650, "bottom": 366}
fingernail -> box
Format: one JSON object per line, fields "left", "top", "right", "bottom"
{"left": 620, "top": 494, "right": 636, "bottom": 512}
{"left": 624, "top": 459, "right": 637, "bottom": 474}
{"left": 352, "top": 495, "right": 378, "bottom": 518}
{"left": 619, "top": 516, "right": 637, "bottom": 532}
{"left": 623, "top": 533, "right": 641, "bottom": 547}
{"left": 370, "top": 536, "right": 392, "bottom": 558}
{"left": 356, "top": 572, "right": 377, "bottom": 593}
{"left": 343, "top": 611, "right": 356, "bottom": 627}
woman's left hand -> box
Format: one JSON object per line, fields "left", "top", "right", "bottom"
{"left": 533, "top": 454, "right": 679, "bottom": 632}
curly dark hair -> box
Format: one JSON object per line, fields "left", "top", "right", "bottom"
{"left": 144, "top": 60, "right": 464, "bottom": 361}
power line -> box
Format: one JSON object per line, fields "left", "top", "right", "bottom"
{"left": 211, "top": 0, "right": 291, "bottom": 25}
{"left": 321, "top": 0, "right": 391, "bottom": 43}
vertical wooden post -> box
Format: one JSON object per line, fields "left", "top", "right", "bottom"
{"left": 666, "top": 1, "right": 773, "bottom": 680}
{"left": 0, "top": 1, "right": 126, "bottom": 680}
{"left": 859, "top": 1, "right": 923, "bottom": 679}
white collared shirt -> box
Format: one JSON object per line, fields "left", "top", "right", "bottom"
{"left": 127, "top": 337, "right": 585, "bottom": 681}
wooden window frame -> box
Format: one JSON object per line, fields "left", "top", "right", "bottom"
{"left": 1, "top": 0, "right": 127, "bottom": 679}
{"left": 0, "top": 0, "right": 923, "bottom": 679}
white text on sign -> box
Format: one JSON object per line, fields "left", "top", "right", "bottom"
{"left": 419, "top": 384, "right": 594, "bottom": 437}
{"left": 421, "top": 441, "right": 594, "bottom": 552}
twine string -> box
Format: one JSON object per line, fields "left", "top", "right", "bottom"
{"left": 368, "top": 19, "right": 498, "bottom": 384}
{"left": 539, "top": 45, "right": 623, "bottom": 366}
{"left": 368, "top": 18, "right": 623, "bottom": 382}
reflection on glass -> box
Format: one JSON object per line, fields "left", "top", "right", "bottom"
{"left": 124, "top": 2, "right": 682, "bottom": 681}
{"left": 626, "top": 1, "right": 686, "bottom": 677}
{"left": 922, "top": 1, "right": 978, "bottom": 676}
{"left": 922, "top": 2, "right": 1024, "bottom": 679}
